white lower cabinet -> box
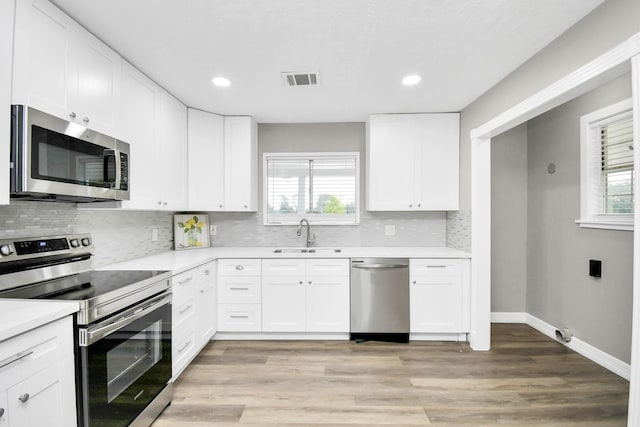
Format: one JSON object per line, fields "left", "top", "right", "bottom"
{"left": 0, "top": 316, "right": 76, "bottom": 427}
{"left": 171, "top": 261, "right": 216, "bottom": 380}
{"left": 217, "top": 259, "right": 262, "bottom": 332}
{"left": 410, "top": 258, "right": 470, "bottom": 334}
{"left": 262, "top": 259, "right": 350, "bottom": 333}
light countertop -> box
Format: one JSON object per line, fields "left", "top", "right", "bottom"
{"left": 98, "top": 246, "right": 471, "bottom": 275}
{"left": 0, "top": 300, "right": 79, "bottom": 342}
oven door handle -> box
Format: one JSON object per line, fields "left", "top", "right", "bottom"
{"left": 81, "top": 292, "right": 171, "bottom": 346}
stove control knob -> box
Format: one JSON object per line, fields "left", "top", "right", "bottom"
{"left": 0, "top": 245, "right": 13, "bottom": 256}
{"left": 81, "top": 238, "right": 91, "bottom": 247}
{"left": 70, "top": 239, "right": 80, "bottom": 248}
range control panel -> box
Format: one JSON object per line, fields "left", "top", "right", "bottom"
{"left": 0, "top": 234, "right": 93, "bottom": 260}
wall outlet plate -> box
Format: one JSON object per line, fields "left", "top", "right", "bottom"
{"left": 384, "top": 225, "right": 396, "bottom": 236}
{"left": 151, "top": 228, "right": 158, "bottom": 242}
{"left": 210, "top": 225, "right": 217, "bottom": 235}
{"left": 589, "top": 259, "right": 602, "bottom": 278}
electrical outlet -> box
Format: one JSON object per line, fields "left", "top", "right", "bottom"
{"left": 384, "top": 225, "right": 396, "bottom": 236}
{"left": 210, "top": 224, "right": 217, "bottom": 235}
{"left": 151, "top": 228, "right": 158, "bottom": 242}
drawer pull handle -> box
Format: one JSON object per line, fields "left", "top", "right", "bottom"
{"left": 178, "top": 340, "right": 192, "bottom": 353}
{"left": 230, "top": 287, "right": 249, "bottom": 290}
{"left": 426, "top": 265, "right": 447, "bottom": 268}
{"left": 230, "top": 315, "right": 249, "bottom": 319}
{"left": 178, "top": 277, "right": 193, "bottom": 285}
{"left": 18, "top": 393, "right": 29, "bottom": 403}
{"left": 235, "top": 265, "right": 245, "bottom": 271}
{"left": 0, "top": 351, "right": 33, "bottom": 369}
{"left": 179, "top": 304, "right": 193, "bottom": 314}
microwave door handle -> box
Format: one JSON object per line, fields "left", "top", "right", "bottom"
{"left": 103, "top": 149, "right": 121, "bottom": 189}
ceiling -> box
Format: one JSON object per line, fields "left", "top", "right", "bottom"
{"left": 51, "top": 0, "right": 604, "bottom": 123}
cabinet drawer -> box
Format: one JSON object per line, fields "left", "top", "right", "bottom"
{"left": 410, "top": 258, "right": 462, "bottom": 276}
{"left": 218, "top": 304, "right": 261, "bottom": 331}
{"left": 172, "top": 329, "right": 196, "bottom": 374}
{"left": 173, "top": 296, "right": 196, "bottom": 329}
{"left": 218, "top": 277, "right": 261, "bottom": 303}
{"left": 218, "top": 259, "right": 261, "bottom": 276}
{"left": 305, "top": 258, "right": 349, "bottom": 276}
{"left": 262, "top": 259, "right": 305, "bottom": 276}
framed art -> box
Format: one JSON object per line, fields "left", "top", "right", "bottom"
{"left": 174, "top": 214, "right": 210, "bottom": 250}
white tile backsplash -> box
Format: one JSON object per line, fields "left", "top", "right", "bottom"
{"left": 0, "top": 202, "right": 462, "bottom": 266}
{"left": 0, "top": 202, "right": 174, "bottom": 267}
{"left": 447, "top": 209, "right": 471, "bottom": 252}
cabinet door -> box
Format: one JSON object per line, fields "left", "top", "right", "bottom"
{"left": 414, "top": 113, "right": 459, "bottom": 210}
{"left": 158, "top": 90, "right": 188, "bottom": 210}
{"left": 366, "top": 114, "right": 415, "bottom": 211}
{"left": 195, "top": 262, "right": 217, "bottom": 345}
{"left": 0, "top": 0, "right": 14, "bottom": 205}
{"left": 68, "top": 28, "right": 121, "bottom": 135}
{"left": 306, "top": 275, "right": 350, "bottom": 332}
{"left": 118, "top": 61, "right": 160, "bottom": 209}
{"left": 12, "top": 0, "right": 73, "bottom": 118}
{"left": 262, "top": 276, "right": 305, "bottom": 332}
{"left": 188, "top": 109, "right": 225, "bottom": 210}
{"left": 224, "top": 116, "right": 257, "bottom": 211}
{"left": 7, "top": 363, "right": 64, "bottom": 427}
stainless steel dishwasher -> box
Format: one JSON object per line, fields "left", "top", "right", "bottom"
{"left": 350, "top": 258, "right": 410, "bottom": 343}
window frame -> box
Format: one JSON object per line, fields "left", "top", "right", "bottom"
{"left": 577, "top": 98, "right": 634, "bottom": 231}
{"left": 262, "top": 152, "right": 360, "bottom": 225}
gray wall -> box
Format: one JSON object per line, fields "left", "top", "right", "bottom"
{"left": 207, "top": 122, "right": 448, "bottom": 247}
{"left": 491, "top": 124, "right": 527, "bottom": 313}
{"left": 526, "top": 74, "right": 633, "bottom": 363}
{"left": 459, "top": 0, "right": 640, "bottom": 215}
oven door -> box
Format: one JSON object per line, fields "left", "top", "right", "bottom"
{"left": 78, "top": 292, "right": 172, "bottom": 427}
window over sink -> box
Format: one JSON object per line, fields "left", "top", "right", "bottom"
{"left": 263, "top": 152, "right": 360, "bottom": 225}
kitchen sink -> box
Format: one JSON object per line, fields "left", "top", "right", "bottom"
{"left": 273, "top": 248, "right": 342, "bottom": 254}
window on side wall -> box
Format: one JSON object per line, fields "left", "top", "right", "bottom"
{"left": 578, "top": 98, "right": 634, "bottom": 231}
{"left": 263, "top": 152, "right": 360, "bottom": 225}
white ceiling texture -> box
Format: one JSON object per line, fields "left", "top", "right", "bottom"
{"left": 52, "top": 0, "right": 604, "bottom": 123}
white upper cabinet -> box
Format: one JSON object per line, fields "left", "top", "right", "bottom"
{"left": 187, "top": 111, "right": 257, "bottom": 211}
{"left": 157, "top": 90, "right": 188, "bottom": 210}
{"left": 117, "top": 61, "right": 161, "bottom": 210}
{"left": 367, "top": 113, "right": 460, "bottom": 211}
{"left": 187, "top": 109, "right": 225, "bottom": 210}
{"left": 12, "top": 0, "right": 120, "bottom": 136}
{"left": 0, "top": 0, "right": 15, "bottom": 205}
{"left": 224, "top": 116, "right": 258, "bottom": 211}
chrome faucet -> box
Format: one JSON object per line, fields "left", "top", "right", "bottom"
{"left": 296, "top": 218, "right": 316, "bottom": 247}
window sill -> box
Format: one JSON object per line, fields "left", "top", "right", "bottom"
{"left": 575, "top": 218, "right": 634, "bottom": 231}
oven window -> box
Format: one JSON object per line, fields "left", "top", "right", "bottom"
{"left": 31, "top": 125, "right": 111, "bottom": 187}
{"left": 106, "top": 320, "right": 163, "bottom": 403}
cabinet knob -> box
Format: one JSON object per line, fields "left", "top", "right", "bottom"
{"left": 83, "top": 117, "right": 90, "bottom": 124}
{"left": 413, "top": 280, "right": 417, "bottom": 284}
{"left": 409, "top": 204, "right": 413, "bottom": 208}
{"left": 235, "top": 265, "right": 244, "bottom": 271}
{"left": 69, "top": 112, "right": 76, "bottom": 119}
{"left": 18, "top": 393, "right": 29, "bottom": 403}
{"left": 417, "top": 203, "right": 421, "bottom": 208}
{"left": 299, "top": 281, "right": 303, "bottom": 284}
{"left": 163, "top": 202, "right": 167, "bottom": 206}
{"left": 157, "top": 201, "right": 162, "bottom": 205}
{"left": 219, "top": 204, "right": 223, "bottom": 208}
{"left": 308, "top": 281, "right": 312, "bottom": 284}
{"left": 244, "top": 204, "right": 248, "bottom": 209}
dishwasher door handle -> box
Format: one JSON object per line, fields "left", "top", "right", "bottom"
{"left": 352, "top": 263, "right": 408, "bottom": 269}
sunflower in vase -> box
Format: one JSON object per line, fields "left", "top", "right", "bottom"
{"left": 178, "top": 215, "right": 205, "bottom": 248}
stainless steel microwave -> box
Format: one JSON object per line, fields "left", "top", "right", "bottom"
{"left": 10, "top": 105, "right": 130, "bottom": 202}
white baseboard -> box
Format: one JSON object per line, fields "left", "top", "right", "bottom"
{"left": 491, "top": 312, "right": 528, "bottom": 323}
{"left": 491, "top": 311, "right": 631, "bottom": 380}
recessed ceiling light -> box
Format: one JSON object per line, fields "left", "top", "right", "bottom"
{"left": 402, "top": 75, "right": 421, "bottom": 86}
{"left": 212, "top": 77, "right": 231, "bottom": 87}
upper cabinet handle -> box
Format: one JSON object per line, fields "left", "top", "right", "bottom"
{"left": 235, "top": 265, "right": 244, "bottom": 270}
{"left": 69, "top": 112, "right": 77, "bottom": 119}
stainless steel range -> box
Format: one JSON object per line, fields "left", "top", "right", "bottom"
{"left": 0, "top": 234, "right": 173, "bottom": 427}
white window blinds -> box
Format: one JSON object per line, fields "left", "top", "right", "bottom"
{"left": 264, "top": 153, "right": 359, "bottom": 224}
{"left": 600, "top": 115, "right": 634, "bottom": 214}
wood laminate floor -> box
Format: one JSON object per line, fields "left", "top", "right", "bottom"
{"left": 153, "top": 324, "right": 629, "bottom": 426}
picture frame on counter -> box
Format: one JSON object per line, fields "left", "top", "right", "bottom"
{"left": 174, "top": 214, "right": 210, "bottom": 250}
